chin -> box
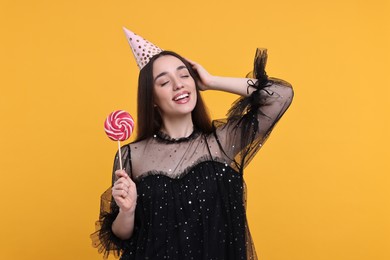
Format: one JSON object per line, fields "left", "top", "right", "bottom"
{"left": 176, "top": 106, "right": 196, "bottom": 116}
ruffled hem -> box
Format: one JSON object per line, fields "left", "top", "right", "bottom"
{"left": 224, "top": 48, "right": 272, "bottom": 170}
{"left": 154, "top": 128, "right": 201, "bottom": 143}
{"left": 220, "top": 48, "right": 293, "bottom": 171}
{"left": 90, "top": 188, "right": 123, "bottom": 259}
{"left": 228, "top": 48, "right": 271, "bottom": 119}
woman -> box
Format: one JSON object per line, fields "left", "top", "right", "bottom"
{"left": 91, "top": 30, "right": 293, "bottom": 260}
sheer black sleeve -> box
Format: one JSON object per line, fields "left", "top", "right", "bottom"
{"left": 90, "top": 145, "right": 132, "bottom": 258}
{"left": 213, "top": 48, "right": 294, "bottom": 173}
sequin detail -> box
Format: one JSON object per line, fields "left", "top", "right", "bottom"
{"left": 91, "top": 48, "right": 294, "bottom": 260}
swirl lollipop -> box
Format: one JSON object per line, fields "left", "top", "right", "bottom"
{"left": 104, "top": 110, "right": 135, "bottom": 169}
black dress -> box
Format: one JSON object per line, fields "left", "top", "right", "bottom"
{"left": 91, "top": 49, "right": 294, "bottom": 259}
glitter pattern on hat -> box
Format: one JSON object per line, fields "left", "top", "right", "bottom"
{"left": 123, "top": 27, "right": 163, "bottom": 70}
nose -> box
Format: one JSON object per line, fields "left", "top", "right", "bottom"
{"left": 172, "top": 77, "right": 184, "bottom": 91}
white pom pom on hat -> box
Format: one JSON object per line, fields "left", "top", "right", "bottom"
{"left": 123, "top": 27, "right": 163, "bottom": 70}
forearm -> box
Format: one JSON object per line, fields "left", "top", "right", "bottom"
{"left": 112, "top": 208, "right": 135, "bottom": 240}
{"left": 208, "top": 76, "right": 293, "bottom": 105}
{"left": 207, "top": 76, "right": 258, "bottom": 97}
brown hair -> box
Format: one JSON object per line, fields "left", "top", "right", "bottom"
{"left": 135, "top": 50, "right": 212, "bottom": 141}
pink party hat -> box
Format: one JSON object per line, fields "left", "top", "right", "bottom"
{"left": 123, "top": 27, "right": 163, "bottom": 70}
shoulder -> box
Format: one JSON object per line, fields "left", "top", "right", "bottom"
{"left": 127, "top": 136, "right": 155, "bottom": 158}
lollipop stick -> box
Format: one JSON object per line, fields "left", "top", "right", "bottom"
{"left": 117, "top": 140, "right": 123, "bottom": 170}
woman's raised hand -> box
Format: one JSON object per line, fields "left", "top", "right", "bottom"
{"left": 186, "top": 58, "right": 215, "bottom": 91}
{"left": 112, "top": 170, "right": 137, "bottom": 213}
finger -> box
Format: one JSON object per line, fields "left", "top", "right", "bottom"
{"left": 121, "top": 189, "right": 128, "bottom": 198}
{"left": 185, "top": 58, "right": 199, "bottom": 68}
{"left": 115, "top": 169, "right": 126, "bottom": 174}
{"left": 113, "top": 182, "right": 129, "bottom": 193}
{"left": 114, "top": 177, "right": 127, "bottom": 185}
{"left": 114, "top": 175, "right": 130, "bottom": 186}
{"left": 112, "top": 189, "right": 128, "bottom": 198}
{"left": 114, "top": 197, "right": 124, "bottom": 207}
{"left": 113, "top": 180, "right": 123, "bottom": 189}
{"left": 113, "top": 194, "right": 126, "bottom": 207}
{"left": 118, "top": 182, "right": 130, "bottom": 190}
{"left": 116, "top": 176, "right": 132, "bottom": 187}
{"left": 115, "top": 169, "right": 128, "bottom": 179}
{"left": 128, "top": 178, "right": 135, "bottom": 188}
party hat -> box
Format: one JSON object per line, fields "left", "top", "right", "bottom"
{"left": 123, "top": 27, "right": 163, "bottom": 70}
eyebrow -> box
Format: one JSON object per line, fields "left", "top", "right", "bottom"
{"left": 154, "top": 65, "right": 189, "bottom": 82}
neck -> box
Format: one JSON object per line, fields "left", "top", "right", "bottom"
{"left": 160, "top": 115, "right": 194, "bottom": 139}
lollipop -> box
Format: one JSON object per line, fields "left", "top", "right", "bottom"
{"left": 104, "top": 110, "right": 135, "bottom": 169}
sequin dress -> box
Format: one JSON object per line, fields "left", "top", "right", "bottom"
{"left": 91, "top": 49, "right": 294, "bottom": 259}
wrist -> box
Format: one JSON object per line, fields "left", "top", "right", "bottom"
{"left": 119, "top": 205, "right": 136, "bottom": 216}
{"left": 206, "top": 76, "right": 220, "bottom": 90}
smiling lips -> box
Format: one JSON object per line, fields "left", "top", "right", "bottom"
{"left": 173, "top": 91, "right": 190, "bottom": 103}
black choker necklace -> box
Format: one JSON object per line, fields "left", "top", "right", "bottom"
{"left": 155, "top": 128, "right": 199, "bottom": 143}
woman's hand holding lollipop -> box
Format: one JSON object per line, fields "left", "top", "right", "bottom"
{"left": 112, "top": 169, "right": 137, "bottom": 212}
{"left": 104, "top": 110, "right": 137, "bottom": 211}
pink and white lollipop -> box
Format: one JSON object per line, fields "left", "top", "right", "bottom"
{"left": 104, "top": 110, "right": 135, "bottom": 169}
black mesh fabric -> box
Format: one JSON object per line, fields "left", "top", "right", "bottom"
{"left": 91, "top": 49, "right": 294, "bottom": 259}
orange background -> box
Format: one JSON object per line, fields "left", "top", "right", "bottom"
{"left": 0, "top": 0, "right": 389, "bottom": 259}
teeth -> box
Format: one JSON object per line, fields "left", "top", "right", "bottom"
{"left": 174, "top": 93, "right": 189, "bottom": 101}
